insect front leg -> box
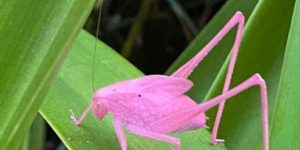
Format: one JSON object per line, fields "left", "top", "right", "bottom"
{"left": 70, "top": 104, "right": 92, "bottom": 125}
{"left": 114, "top": 118, "right": 127, "bottom": 150}
{"left": 126, "top": 125, "right": 180, "bottom": 150}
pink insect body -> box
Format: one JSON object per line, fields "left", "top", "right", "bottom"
{"left": 70, "top": 11, "right": 269, "bottom": 150}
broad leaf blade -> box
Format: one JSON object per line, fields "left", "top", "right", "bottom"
{"left": 0, "top": 0, "right": 95, "bottom": 149}
{"left": 40, "top": 31, "right": 226, "bottom": 150}
{"left": 270, "top": 0, "right": 300, "bottom": 149}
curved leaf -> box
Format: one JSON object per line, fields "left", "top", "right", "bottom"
{"left": 0, "top": 0, "right": 95, "bottom": 149}
{"left": 270, "top": 0, "right": 300, "bottom": 149}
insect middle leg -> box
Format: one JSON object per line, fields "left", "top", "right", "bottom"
{"left": 114, "top": 118, "right": 127, "bottom": 150}
{"left": 126, "top": 124, "right": 180, "bottom": 150}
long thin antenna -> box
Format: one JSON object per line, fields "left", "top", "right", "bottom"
{"left": 92, "top": 0, "right": 103, "bottom": 91}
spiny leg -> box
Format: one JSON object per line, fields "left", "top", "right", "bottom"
{"left": 149, "top": 74, "right": 269, "bottom": 150}
{"left": 211, "top": 11, "right": 245, "bottom": 144}
{"left": 170, "top": 12, "right": 245, "bottom": 144}
{"left": 126, "top": 125, "right": 180, "bottom": 150}
{"left": 114, "top": 119, "right": 127, "bottom": 150}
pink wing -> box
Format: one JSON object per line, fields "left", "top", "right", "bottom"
{"left": 135, "top": 75, "right": 193, "bottom": 96}
{"left": 97, "top": 75, "right": 193, "bottom": 103}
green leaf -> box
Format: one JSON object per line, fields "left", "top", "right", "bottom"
{"left": 21, "top": 115, "right": 45, "bottom": 150}
{"left": 0, "top": 0, "right": 95, "bottom": 149}
{"left": 40, "top": 31, "right": 226, "bottom": 150}
{"left": 270, "top": 0, "right": 300, "bottom": 149}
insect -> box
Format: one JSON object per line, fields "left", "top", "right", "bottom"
{"left": 70, "top": 11, "right": 269, "bottom": 150}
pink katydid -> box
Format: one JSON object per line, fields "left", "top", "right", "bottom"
{"left": 70, "top": 11, "right": 269, "bottom": 150}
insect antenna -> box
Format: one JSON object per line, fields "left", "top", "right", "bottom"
{"left": 92, "top": 0, "right": 103, "bottom": 92}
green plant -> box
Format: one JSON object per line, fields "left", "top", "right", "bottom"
{"left": 0, "top": 0, "right": 299, "bottom": 149}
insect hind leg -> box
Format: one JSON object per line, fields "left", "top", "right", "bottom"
{"left": 201, "top": 74, "right": 269, "bottom": 150}
{"left": 146, "top": 74, "right": 269, "bottom": 150}
{"left": 211, "top": 11, "right": 245, "bottom": 144}
{"left": 169, "top": 11, "right": 246, "bottom": 144}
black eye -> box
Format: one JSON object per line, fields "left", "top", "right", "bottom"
{"left": 138, "top": 94, "right": 142, "bottom": 97}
